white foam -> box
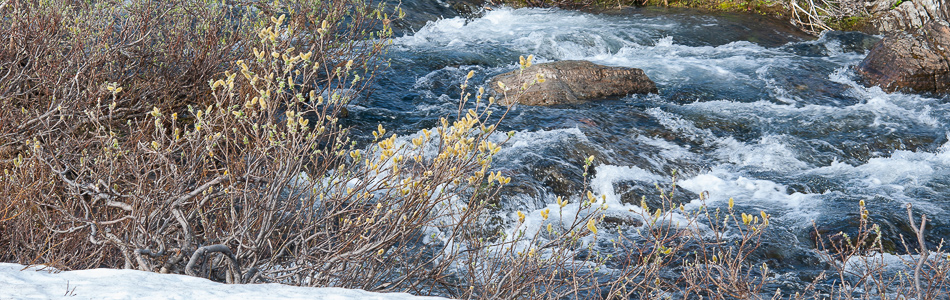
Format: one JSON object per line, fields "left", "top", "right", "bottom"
{"left": 589, "top": 165, "right": 663, "bottom": 206}
{"left": 635, "top": 135, "right": 694, "bottom": 159}
{"left": 648, "top": 107, "right": 811, "bottom": 171}
{"left": 805, "top": 141, "right": 950, "bottom": 214}
{"left": 712, "top": 135, "right": 809, "bottom": 172}
{"left": 840, "top": 251, "right": 949, "bottom": 276}
{"left": 654, "top": 36, "right": 674, "bottom": 47}
{"left": 395, "top": 7, "right": 636, "bottom": 60}
{"left": 394, "top": 6, "right": 797, "bottom": 86}
{"left": 829, "top": 67, "right": 943, "bottom": 128}
{"left": 492, "top": 127, "right": 590, "bottom": 162}
{"left": 679, "top": 168, "right": 820, "bottom": 225}
{"left": 646, "top": 107, "right": 717, "bottom": 144}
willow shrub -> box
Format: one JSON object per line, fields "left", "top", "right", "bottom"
{"left": 0, "top": 0, "right": 603, "bottom": 295}
{"left": 0, "top": 0, "right": 407, "bottom": 284}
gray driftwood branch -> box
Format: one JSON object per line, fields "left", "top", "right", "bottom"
{"left": 906, "top": 203, "right": 929, "bottom": 300}
{"left": 185, "top": 244, "right": 242, "bottom": 284}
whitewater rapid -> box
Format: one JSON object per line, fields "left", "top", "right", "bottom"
{"left": 354, "top": 6, "right": 950, "bottom": 279}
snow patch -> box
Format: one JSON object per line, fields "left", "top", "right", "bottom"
{"left": 0, "top": 263, "right": 449, "bottom": 300}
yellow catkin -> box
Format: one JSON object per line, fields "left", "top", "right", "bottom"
{"left": 587, "top": 218, "right": 598, "bottom": 235}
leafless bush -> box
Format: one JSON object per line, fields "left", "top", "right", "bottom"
{"left": 790, "top": 0, "right": 842, "bottom": 34}
{"left": 0, "top": 0, "right": 407, "bottom": 285}
{"left": 790, "top": 0, "right": 870, "bottom": 34}
{"left": 808, "top": 202, "right": 950, "bottom": 300}
{"left": 1, "top": 0, "right": 254, "bottom": 269}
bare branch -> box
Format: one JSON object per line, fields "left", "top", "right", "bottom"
{"left": 185, "top": 244, "right": 242, "bottom": 284}
{"left": 170, "top": 175, "right": 229, "bottom": 208}
{"left": 906, "top": 203, "right": 930, "bottom": 300}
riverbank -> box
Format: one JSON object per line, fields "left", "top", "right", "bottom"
{"left": 494, "top": 0, "right": 858, "bottom": 34}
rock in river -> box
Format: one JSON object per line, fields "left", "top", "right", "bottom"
{"left": 489, "top": 60, "right": 657, "bottom": 106}
{"left": 857, "top": 21, "right": 950, "bottom": 94}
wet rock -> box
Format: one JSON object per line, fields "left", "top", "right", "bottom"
{"left": 866, "top": 0, "right": 950, "bottom": 34}
{"left": 786, "top": 175, "right": 841, "bottom": 195}
{"left": 615, "top": 180, "right": 697, "bottom": 210}
{"left": 450, "top": 0, "right": 485, "bottom": 20}
{"left": 489, "top": 60, "right": 657, "bottom": 106}
{"left": 822, "top": 31, "right": 881, "bottom": 53}
{"left": 386, "top": 0, "right": 487, "bottom": 35}
{"left": 858, "top": 0, "right": 950, "bottom": 94}
{"left": 811, "top": 212, "right": 902, "bottom": 255}
{"left": 857, "top": 21, "right": 950, "bottom": 94}
{"left": 748, "top": 229, "right": 823, "bottom": 273}
{"left": 530, "top": 159, "right": 584, "bottom": 197}
{"left": 863, "top": 0, "right": 896, "bottom": 16}
{"left": 601, "top": 212, "right": 644, "bottom": 228}
{"left": 510, "top": 135, "right": 605, "bottom": 197}
{"left": 493, "top": 175, "right": 542, "bottom": 205}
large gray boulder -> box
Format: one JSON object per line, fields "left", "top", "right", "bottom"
{"left": 489, "top": 60, "right": 657, "bottom": 106}
{"left": 857, "top": 21, "right": 950, "bottom": 94}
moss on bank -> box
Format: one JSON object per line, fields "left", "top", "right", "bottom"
{"left": 825, "top": 15, "right": 871, "bottom": 32}
{"left": 642, "top": 0, "right": 789, "bottom": 16}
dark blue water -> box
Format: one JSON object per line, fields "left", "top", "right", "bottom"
{"left": 348, "top": 4, "right": 950, "bottom": 292}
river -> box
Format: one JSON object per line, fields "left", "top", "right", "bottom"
{"left": 344, "top": 4, "right": 950, "bottom": 294}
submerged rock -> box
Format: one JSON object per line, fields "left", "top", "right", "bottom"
{"left": 615, "top": 180, "right": 697, "bottom": 211}
{"left": 601, "top": 212, "right": 643, "bottom": 228}
{"left": 857, "top": 21, "right": 950, "bottom": 94}
{"left": 489, "top": 60, "right": 657, "bottom": 106}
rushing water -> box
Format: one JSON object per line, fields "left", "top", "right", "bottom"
{"left": 348, "top": 4, "right": 950, "bottom": 292}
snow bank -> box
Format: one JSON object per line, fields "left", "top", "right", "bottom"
{"left": 0, "top": 263, "right": 450, "bottom": 300}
